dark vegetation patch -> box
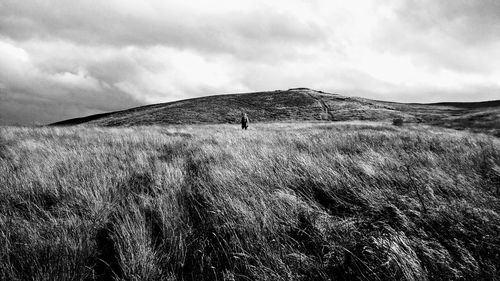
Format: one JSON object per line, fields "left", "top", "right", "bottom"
{"left": 124, "top": 172, "right": 156, "bottom": 196}
{"left": 0, "top": 135, "right": 16, "bottom": 159}
{"left": 393, "top": 118, "right": 404, "bottom": 126}
{"left": 94, "top": 223, "right": 123, "bottom": 280}
{"left": 159, "top": 142, "right": 191, "bottom": 162}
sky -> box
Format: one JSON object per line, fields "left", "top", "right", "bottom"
{"left": 1, "top": 0, "right": 500, "bottom": 125}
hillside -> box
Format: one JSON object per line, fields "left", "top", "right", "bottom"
{"left": 51, "top": 88, "right": 407, "bottom": 126}
{"left": 51, "top": 88, "right": 500, "bottom": 136}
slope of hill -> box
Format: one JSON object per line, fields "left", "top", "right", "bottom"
{"left": 389, "top": 101, "right": 500, "bottom": 136}
{"left": 51, "top": 88, "right": 500, "bottom": 136}
{"left": 51, "top": 89, "right": 402, "bottom": 126}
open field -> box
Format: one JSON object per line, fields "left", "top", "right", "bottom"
{"left": 1, "top": 122, "right": 499, "bottom": 280}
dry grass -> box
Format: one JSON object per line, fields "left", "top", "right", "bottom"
{"left": 1, "top": 122, "right": 499, "bottom": 280}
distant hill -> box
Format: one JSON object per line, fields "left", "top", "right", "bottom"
{"left": 51, "top": 88, "right": 500, "bottom": 136}
{"left": 426, "top": 100, "right": 500, "bottom": 109}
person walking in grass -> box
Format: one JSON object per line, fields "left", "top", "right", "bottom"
{"left": 241, "top": 113, "right": 249, "bottom": 130}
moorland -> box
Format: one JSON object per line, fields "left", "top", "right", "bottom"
{"left": 51, "top": 88, "right": 500, "bottom": 137}
{"left": 1, "top": 121, "right": 499, "bottom": 280}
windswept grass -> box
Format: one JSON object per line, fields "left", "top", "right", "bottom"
{"left": 1, "top": 122, "right": 499, "bottom": 280}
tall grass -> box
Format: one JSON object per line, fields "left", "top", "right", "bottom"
{"left": 1, "top": 122, "right": 499, "bottom": 280}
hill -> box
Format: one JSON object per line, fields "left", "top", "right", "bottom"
{"left": 51, "top": 88, "right": 500, "bottom": 136}
{"left": 51, "top": 88, "right": 408, "bottom": 126}
{"left": 1, "top": 123, "right": 499, "bottom": 280}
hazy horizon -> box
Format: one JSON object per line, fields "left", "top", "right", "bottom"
{"left": 1, "top": 0, "right": 500, "bottom": 125}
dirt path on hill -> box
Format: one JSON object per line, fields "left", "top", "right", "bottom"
{"left": 307, "top": 93, "right": 333, "bottom": 120}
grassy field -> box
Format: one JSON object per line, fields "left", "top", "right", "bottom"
{"left": 1, "top": 122, "right": 499, "bottom": 280}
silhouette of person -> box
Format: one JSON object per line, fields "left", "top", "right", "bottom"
{"left": 241, "top": 113, "right": 249, "bottom": 130}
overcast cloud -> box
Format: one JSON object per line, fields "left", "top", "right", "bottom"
{"left": 1, "top": 0, "right": 499, "bottom": 125}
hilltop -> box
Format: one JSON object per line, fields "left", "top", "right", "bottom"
{"left": 51, "top": 88, "right": 500, "bottom": 136}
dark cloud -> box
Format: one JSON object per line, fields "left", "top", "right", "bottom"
{"left": 0, "top": 81, "right": 143, "bottom": 125}
{"left": 0, "top": 0, "right": 325, "bottom": 58}
{"left": 0, "top": 40, "right": 143, "bottom": 125}
{"left": 0, "top": 91, "right": 102, "bottom": 126}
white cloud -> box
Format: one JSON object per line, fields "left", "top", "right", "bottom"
{"left": 1, "top": 0, "right": 500, "bottom": 124}
{"left": 49, "top": 70, "right": 102, "bottom": 91}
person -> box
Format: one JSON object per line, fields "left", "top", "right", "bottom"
{"left": 241, "top": 113, "right": 249, "bottom": 130}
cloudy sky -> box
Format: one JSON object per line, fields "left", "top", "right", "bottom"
{"left": 1, "top": 0, "right": 499, "bottom": 125}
